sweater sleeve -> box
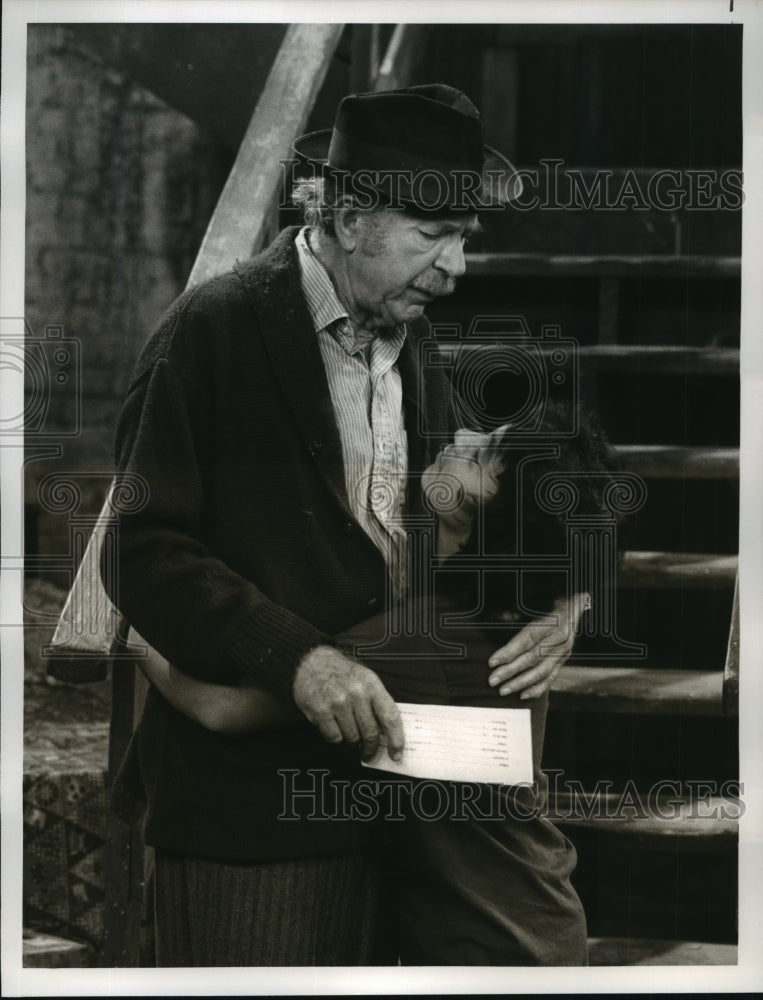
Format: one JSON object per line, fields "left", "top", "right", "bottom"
{"left": 103, "top": 316, "right": 330, "bottom": 703}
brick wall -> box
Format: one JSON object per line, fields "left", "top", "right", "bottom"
{"left": 25, "top": 25, "right": 228, "bottom": 564}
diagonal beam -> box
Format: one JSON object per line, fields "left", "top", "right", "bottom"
{"left": 722, "top": 573, "right": 739, "bottom": 716}
{"left": 373, "top": 24, "right": 429, "bottom": 91}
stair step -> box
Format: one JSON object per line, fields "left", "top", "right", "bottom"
{"left": 614, "top": 445, "right": 738, "bottom": 478}
{"left": 22, "top": 928, "right": 95, "bottom": 968}
{"left": 587, "top": 936, "right": 737, "bottom": 966}
{"left": 550, "top": 665, "right": 724, "bottom": 715}
{"left": 464, "top": 251, "right": 741, "bottom": 278}
{"left": 447, "top": 343, "right": 739, "bottom": 375}
{"left": 576, "top": 344, "right": 739, "bottom": 374}
{"left": 619, "top": 551, "right": 738, "bottom": 589}
{"left": 549, "top": 791, "right": 739, "bottom": 842}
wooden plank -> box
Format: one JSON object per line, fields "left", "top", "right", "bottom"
{"left": 614, "top": 445, "right": 739, "bottom": 479}
{"left": 373, "top": 25, "right": 429, "bottom": 91}
{"left": 577, "top": 344, "right": 738, "bottom": 374}
{"left": 443, "top": 344, "right": 740, "bottom": 375}
{"left": 619, "top": 551, "right": 738, "bottom": 589}
{"left": 45, "top": 496, "right": 121, "bottom": 680}
{"left": 188, "top": 23, "right": 345, "bottom": 287}
{"left": 464, "top": 252, "right": 741, "bottom": 278}
{"left": 723, "top": 573, "right": 739, "bottom": 716}
{"left": 549, "top": 791, "right": 739, "bottom": 841}
{"left": 588, "top": 937, "right": 738, "bottom": 966}
{"left": 549, "top": 665, "right": 724, "bottom": 716}
{"left": 23, "top": 929, "right": 95, "bottom": 969}
{"left": 351, "top": 25, "right": 384, "bottom": 92}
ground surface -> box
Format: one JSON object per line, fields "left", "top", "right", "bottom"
{"left": 23, "top": 578, "right": 110, "bottom": 768}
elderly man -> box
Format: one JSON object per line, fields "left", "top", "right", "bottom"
{"left": 105, "top": 84, "right": 586, "bottom": 966}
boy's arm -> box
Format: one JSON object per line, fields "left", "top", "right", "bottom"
{"left": 136, "top": 643, "right": 301, "bottom": 734}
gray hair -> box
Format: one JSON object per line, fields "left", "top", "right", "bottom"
{"left": 291, "top": 175, "right": 387, "bottom": 237}
{"left": 291, "top": 176, "right": 341, "bottom": 236}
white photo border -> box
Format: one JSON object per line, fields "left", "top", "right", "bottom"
{"left": 2, "top": 0, "right": 761, "bottom": 995}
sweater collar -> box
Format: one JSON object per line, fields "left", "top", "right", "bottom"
{"left": 232, "top": 229, "right": 353, "bottom": 518}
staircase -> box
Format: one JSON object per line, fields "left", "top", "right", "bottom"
{"left": 426, "top": 164, "right": 740, "bottom": 955}
{"left": 24, "top": 22, "right": 741, "bottom": 967}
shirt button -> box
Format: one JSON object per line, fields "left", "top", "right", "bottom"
{"left": 368, "top": 597, "right": 379, "bottom": 610}
{"left": 344, "top": 522, "right": 355, "bottom": 535}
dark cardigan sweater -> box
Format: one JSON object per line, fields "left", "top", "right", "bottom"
{"left": 106, "top": 227, "right": 454, "bottom": 862}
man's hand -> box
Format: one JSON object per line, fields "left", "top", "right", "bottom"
{"left": 487, "top": 593, "right": 590, "bottom": 699}
{"left": 293, "top": 645, "right": 404, "bottom": 762}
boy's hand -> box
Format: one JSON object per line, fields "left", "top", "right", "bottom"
{"left": 487, "top": 593, "right": 589, "bottom": 699}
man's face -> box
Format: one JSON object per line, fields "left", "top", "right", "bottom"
{"left": 345, "top": 209, "right": 477, "bottom": 328}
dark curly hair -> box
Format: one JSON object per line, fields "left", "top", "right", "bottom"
{"left": 439, "top": 402, "right": 625, "bottom": 619}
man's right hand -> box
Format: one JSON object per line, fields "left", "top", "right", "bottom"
{"left": 293, "top": 645, "right": 404, "bottom": 763}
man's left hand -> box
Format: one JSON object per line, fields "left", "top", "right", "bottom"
{"left": 487, "top": 593, "right": 590, "bottom": 699}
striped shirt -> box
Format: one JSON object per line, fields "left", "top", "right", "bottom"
{"left": 295, "top": 227, "right": 409, "bottom": 599}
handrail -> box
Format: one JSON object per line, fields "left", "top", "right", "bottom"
{"left": 722, "top": 573, "right": 740, "bottom": 716}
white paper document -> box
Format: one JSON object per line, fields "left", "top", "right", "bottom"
{"left": 362, "top": 703, "right": 533, "bottom": 785}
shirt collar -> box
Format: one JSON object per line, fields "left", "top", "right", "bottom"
{"left": 295, "top": 227, "right": 407, "bottom": 358}
{"left": 295, "top": 226, "right": 350, "bottom": 334}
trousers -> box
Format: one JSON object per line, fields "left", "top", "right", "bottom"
{"left": 377, "top": 785, "right": 588, "bottom": 965}
{"left": 153, "top": 846, "right": 383, "bottom": 966}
